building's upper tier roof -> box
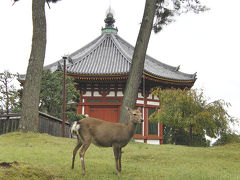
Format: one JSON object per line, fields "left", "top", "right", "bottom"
{"left": 45, "top": 13, "right": 196, "bottom": 83}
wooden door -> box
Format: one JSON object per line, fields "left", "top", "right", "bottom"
{"left": 89, "top": 106, "right": 119, "bottom": 123}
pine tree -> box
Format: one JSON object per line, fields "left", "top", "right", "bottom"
{"left": 119, "top": 0, "right": 208, "bottom": 124}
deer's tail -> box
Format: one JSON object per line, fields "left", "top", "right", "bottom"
{"left": 70, "top": 121, "right": 81, "bottom": 141}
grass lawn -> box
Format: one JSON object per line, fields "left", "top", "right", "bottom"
{"left": 0, "top": 132, "right": 239, "bottom": 180}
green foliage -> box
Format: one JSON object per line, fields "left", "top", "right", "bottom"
{"left": 1, "top": 132, "right": 240, "bottom": 179}
{"left": 173, "top": 128, "right": 210, "bottom": 147}
{"left": 66, "top": 110, "right": 86, "bottom": 125}
{"left": 163, "top": 125, "right": 210, "bottom": 147}
{"left": 39, "top": 70, "right": 80, "bottom": 122}
{"left": 0, "top": 71, "right": 21, "bottom": 114}
{"left": 154, "top": 0, "right": 209, "bottom": 32}
{"left": 13, "top": 0, "right": 61, "bottom": 5}
{"left": 151, "top": 88, "right": 235, "bottom": 146}
{"left": 213, "top": 132, "right": 240, "bottom": 146}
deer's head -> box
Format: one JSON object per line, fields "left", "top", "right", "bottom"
{"left": 127, "top": 107, "right": 143, "bottom": 124}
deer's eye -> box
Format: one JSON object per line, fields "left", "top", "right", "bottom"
{"left": 133, "top": 114, "right": 136, "bottom": 116}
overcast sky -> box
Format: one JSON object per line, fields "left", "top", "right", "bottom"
{"left": 0, "top": 0, "right": 239, "bottom": 132}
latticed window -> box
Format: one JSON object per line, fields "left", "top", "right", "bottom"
{"left": 136, "top": 123, "right": 142, "bottom": 134}
{"left": 88, "top": 99, "right": 102, "bottom": 103}
{"left": 136, "top": 107, "right": 142, "bottom": 134}
{"left": 148, "top": 108, "right": 158, "bottom": 135}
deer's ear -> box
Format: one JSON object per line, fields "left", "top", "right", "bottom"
{"left": 137, "top": 107, "right": 141, "bottom": 112}
{"left": 126, "top": 107, "right": 131, "bottom": 112}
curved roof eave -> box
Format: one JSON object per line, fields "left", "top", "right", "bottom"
{"left": 143, "top": 71, "right": 196, "bottom": 83}
{"left": 114, "top": 34, "right": 196, "bottom": 81}
{"left": 44, "top": 31, "right": 197, "bottom": 83}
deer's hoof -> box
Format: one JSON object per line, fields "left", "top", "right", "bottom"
{"left": 82, "top": 171, "right": 86, "bottom": 176}
{"left": 116, "top": 171, "right": 121, "bottom": 177}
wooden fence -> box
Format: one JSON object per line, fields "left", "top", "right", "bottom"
{"left": 0, "top": 112, "right": 70, "bottom": 138}
{"left": 0, "top": 114, "right": 19, "bottom": 135}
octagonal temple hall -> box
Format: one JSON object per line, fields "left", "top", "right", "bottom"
{"left": 44, "top": 12, "right": 196, "bottom": 144}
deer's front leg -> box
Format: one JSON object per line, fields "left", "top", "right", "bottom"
{"left": 113, "top": 146, "right": 121, "bottom": 176}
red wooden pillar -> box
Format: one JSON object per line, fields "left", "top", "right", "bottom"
{"left": 143, "top": 94, "right": 148, "bottom": 143}
{"left": 160, "top": 123, "right": 164, "bottom": 144}
{"left": 62, "top": 57, "right": 67, "bottom": 137}
{"left": 77, "top": 105, "right": 82, "bottom": 114}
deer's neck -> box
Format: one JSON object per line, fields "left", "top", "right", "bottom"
{"left": 127, "top": 121, "right": 138, "bottom": 138}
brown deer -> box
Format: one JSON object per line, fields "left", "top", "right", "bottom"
{"left": 71, "top": 107, "right": 143, "bottom": 176}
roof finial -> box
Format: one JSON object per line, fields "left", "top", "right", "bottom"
{"left": 102, "top": 6, "right": 118, "bottom": 34}
{"left": 104, "top": 8, "right": 115, "bottom": 28}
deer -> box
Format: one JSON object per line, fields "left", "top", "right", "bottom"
{"left": 71, "top": 107, "right": 143, "bottom": 176}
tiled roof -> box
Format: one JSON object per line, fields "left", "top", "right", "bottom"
{"left": 114, "top": 35, "right": 196, "bottom": 81}
{"left": 67, "top": 34, "right": 131, "bottom": 75}
{"left": 44, "top": 24, "right": 196, "bottom": 83}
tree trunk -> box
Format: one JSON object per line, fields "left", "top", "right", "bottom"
{"left": 119, "top": 0, "right": 157, "bottom": 124}
{"left": 189, "top": 124, "right": 193, "bottom": 146}
{"left": 5, "top": 76, "right": 9, "bottom": 115}
{"left": 19, "top": 0, "right": 46, "bottom": 132}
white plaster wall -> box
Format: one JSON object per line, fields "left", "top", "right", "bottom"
{"left": 134, "top": 139, "right": 144, "bottom": 143}
{"left": 147, "top": 101, "right": 159, "bottom": 106}
{"left": 83, "top": 91, "right": 91, "bottom": 96}
{"left": 136, "top": 100, "right": 144, "bottom": 104}
{"left": 147, "top": 140, "right": 160, "bottom": 145}
{"left": 93, "top": 91, "right": 101, "bottom": 97}
{"left": 117, "top": 91, "right": 123, "bottom": 96}
{"left": 138, "top": 92, "right": 144, "bottom": 98}
{"left": 106, "top": 91, "right": 115, "bottom": 97}
{"left": 134, "top": 139, "right": 160, "bottom": 145}
{"left": 147, "top": 94, "right": 152, "bottom": 99}
{"left": 82, "top": 106, "right": 85, "bottom": 115}
{"left": 154, "top": 96, "right": 159, "bottom": 100}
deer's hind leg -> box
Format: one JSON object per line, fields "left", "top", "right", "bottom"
{"left": 119, "top": 148, "right": 122, "bottom": 172}
{"left": 72, "top": 141, "right": 82, "bottom": 169}
{"left": 79, "top": 142, "right": 91, "bottom": 175}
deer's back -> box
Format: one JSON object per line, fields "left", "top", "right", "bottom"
{"left": 79, "top": 118, "right": 130, "bottom": 147}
